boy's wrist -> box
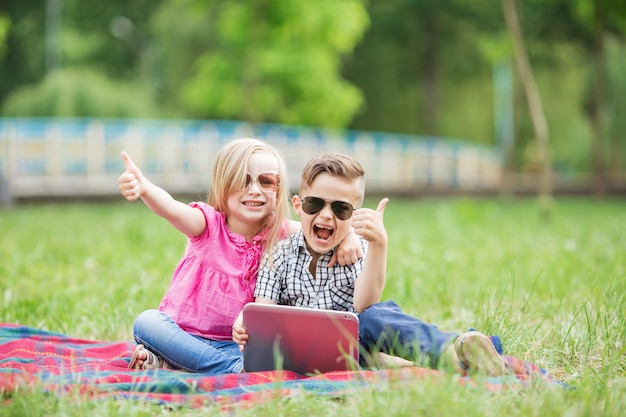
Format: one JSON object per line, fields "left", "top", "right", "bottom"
{"left": 366, "top": 239, "right": 387, "bottom": 251}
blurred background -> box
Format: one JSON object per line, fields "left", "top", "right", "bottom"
{"left": 1, "top": 0, "right": 625, "bottom": 203}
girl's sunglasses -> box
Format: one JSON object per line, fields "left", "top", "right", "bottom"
{"left": 245, "top": 172, "right": 280, "bottom": 192}
{"left": 300, "top": 196, "right": 354, "bottom": 220}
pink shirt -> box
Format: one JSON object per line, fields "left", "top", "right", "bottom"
{"left": 158, "top": 202, "right": 288, "bottom": 341}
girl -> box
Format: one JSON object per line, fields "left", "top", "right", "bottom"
{"left": 119, "top": 138, "right": 359, "bottom": 374}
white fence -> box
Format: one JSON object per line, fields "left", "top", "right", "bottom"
{"left": 0, "top": 118, "right": 503, "bottom": 200}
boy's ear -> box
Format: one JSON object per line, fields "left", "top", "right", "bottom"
{"left": 291, "top": 195, "right": 302, "bottom": 216}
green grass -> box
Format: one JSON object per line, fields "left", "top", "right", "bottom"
{"left": 1, "top": 197, "right": 625, "bottom": 416}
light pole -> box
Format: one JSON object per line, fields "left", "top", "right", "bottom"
{"left": 45, "top": 0, "right": 63, "bottom": 73}
{"left": 110, "top": 16, "right": 161, "bottom": 101}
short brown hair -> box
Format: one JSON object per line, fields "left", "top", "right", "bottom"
{"left": 300, "top": 153, "right": 366, "bottom": 203}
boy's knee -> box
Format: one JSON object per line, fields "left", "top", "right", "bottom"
{"left": 360, "top": 300, "right": 400, "bottom": 318}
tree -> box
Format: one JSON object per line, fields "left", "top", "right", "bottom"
{"left": 172, "top": 0, "right": 369, "bottom": 128}
{"left": 573, "top": 0, "right": 626, "bottom": 192}
{"left": 0, "top": 0, "right": 164, "bottom": 116}
{"left": 502, "top": 0, "right": 553, "bottom": 209}
{"left": 523, "top": 0, "right": 626, "bottom": 192}
{"left": 344, "top": 0, "right": 504, "bottom": 138}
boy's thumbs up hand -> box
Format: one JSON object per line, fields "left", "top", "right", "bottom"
{"left": 118, "top": 151, "right": 145, "bottom": 201}
{"left": 352, "top": 198, "right": 389, "bottom": 246}
{"left": 375, "top": 197, "right": 389, "bottom": 214}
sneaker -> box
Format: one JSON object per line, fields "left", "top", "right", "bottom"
{"left": 438, "top": 342, "right": 464, "bottom": 374}
{"left": 455, "top": 331, "right": 505, "bottom": 377}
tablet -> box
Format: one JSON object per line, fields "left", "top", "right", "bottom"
{"left": 242, "top": 303, "right": 360, "bottom": 375}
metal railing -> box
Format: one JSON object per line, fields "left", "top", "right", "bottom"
{"left": 0, "top": 118, "right": 503, "bottom": 200}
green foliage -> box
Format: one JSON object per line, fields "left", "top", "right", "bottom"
{"left": 531, "top": 48, "right": 592, "bottom": 172}
{"left": 1, "top": 68, "right": 159, "bottom": 117}
{"left": 520, "top": 0, "right": 626, "bottom": 175}
{"left": 1, "top": 198, "right": 625, "bottom": 415}
{"left": 148, "top": 0, "right": 215, "bottom": 117}
{"left": 0, "top": 3, "right": 46, "bottom": 100}
{"left": 0, "top": 12, "right": 10, "bottom": 59}
{"left": 345, "top": 0, "right": 501, "bottom": 138}
{"left": 606, "top": 36, "right": 626, "bottom": 168}
{"left": 61, "top": 0, "right": 165, "bottom": 79}
{"left": 177, "top": 0, "right": 369, "bottom": 127}
{"left": 477, "top": 31, "right": 514, "bottom": 65}
{"left": 1, "top": 0, "right": 626, "bottom": 174}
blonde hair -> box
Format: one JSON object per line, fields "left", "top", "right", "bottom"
{"left": 208, "top": 138, "right": 290, "bottom": 252}
{"left": 300, "top": 152, "right": 366, "bottom": 205}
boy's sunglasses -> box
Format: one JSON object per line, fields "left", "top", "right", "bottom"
{"left": 300, "top": 196, "right": 354, "bottom": 220}
{"left": 245, "top": 172, "right": 280, "bottom": 192}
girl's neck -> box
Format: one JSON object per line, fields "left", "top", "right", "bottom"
{"left": 226, "top": 217, "right": 263, "bottom": 242}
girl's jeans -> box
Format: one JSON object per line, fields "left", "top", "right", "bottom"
{"left": 132, "top": 309, "right": 243, "bottom": 375}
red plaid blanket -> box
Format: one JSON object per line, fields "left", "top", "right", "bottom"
{"left": 0, "top": 323, "right": 568, "bottom": 410}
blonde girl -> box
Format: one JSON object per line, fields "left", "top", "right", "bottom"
{"left": 120, "top": 138, "right": 298, "bottom": 374}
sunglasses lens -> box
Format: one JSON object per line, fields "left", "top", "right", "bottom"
{"left": 246, "top": 173, "right": 279, "bottom": 191}
{"left": 258, "top": 173, "right": 279, "bottom": 190}
{"left": 301, "top": 197, "right": 325, "bottom": 215}
{"left": 331, "top": 201, "right": 354, "bottom": 220}
{"left": 301, "top": 197, "right": 353, "bottom": 220}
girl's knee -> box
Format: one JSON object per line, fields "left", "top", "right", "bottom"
{"left": 133, "top": 309, "right": 163, "bottom": 335}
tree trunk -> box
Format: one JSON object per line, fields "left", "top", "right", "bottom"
{"left": 502, "top": 0, "right": 553, "bottom": 214}
{"left": 421, "top": 20, "right": 439, "bottom": 137}
{"left": 589, "top": 44, "right": 608, "bottom": 194}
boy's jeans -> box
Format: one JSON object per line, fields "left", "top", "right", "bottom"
{"left": 358, "top": 300, "right": 459, "bottom": 368}
{"left": 132, "top": 309, "right": 244, "bottom": 374}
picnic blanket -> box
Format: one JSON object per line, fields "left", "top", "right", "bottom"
{"left": 0, "top": 323, "right": 569, "bottom": 410}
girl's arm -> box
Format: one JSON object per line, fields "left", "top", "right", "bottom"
{"left": 119, "top": 151, "right": 206, "bottom": 237}
{"left": 288, "top": 220, "right": 301, "bottom": 235}
{"left": 332, "top": 228, "right": 363, "bottom": 267}
{"left": 287, "top": 221, "right": 363, "bottom": 266}
{"left": 232, "top": 297, "right": 277, "bottom": 348}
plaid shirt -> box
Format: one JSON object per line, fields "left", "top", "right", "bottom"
{"left": 254, "top": 229, "right": 368, "bottom": 313}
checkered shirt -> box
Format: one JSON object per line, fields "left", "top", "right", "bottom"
{"left": 254, "top": 229, "right": 368, "bottom": 313}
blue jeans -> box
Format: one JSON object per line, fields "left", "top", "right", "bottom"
{"left": 358, "top": 300, "right": 459, "bottom": 368}
{"left": 132, "top": 309, "right": 244, "bottom": 375}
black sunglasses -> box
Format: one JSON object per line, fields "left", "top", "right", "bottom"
{"left": 300, "top": 196, "right": 354, "bottom": 220}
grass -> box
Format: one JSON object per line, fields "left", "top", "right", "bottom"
{"left": 1, "top": 197, "right": 625, "bottom": 416}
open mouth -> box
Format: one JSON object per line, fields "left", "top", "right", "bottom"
{"left": 314, "top": 224, "right": 334, "bottom": 241}
{"left": 243, "top": 201, "right": 264, "bottom": 207}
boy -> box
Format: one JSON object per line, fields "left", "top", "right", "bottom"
{"left": 233, "top": 153, "right": 505, "bottom": 376}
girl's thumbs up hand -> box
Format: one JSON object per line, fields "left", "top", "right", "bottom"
{"left": 118, "top": 151, "right": 145, "bottom": 201}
